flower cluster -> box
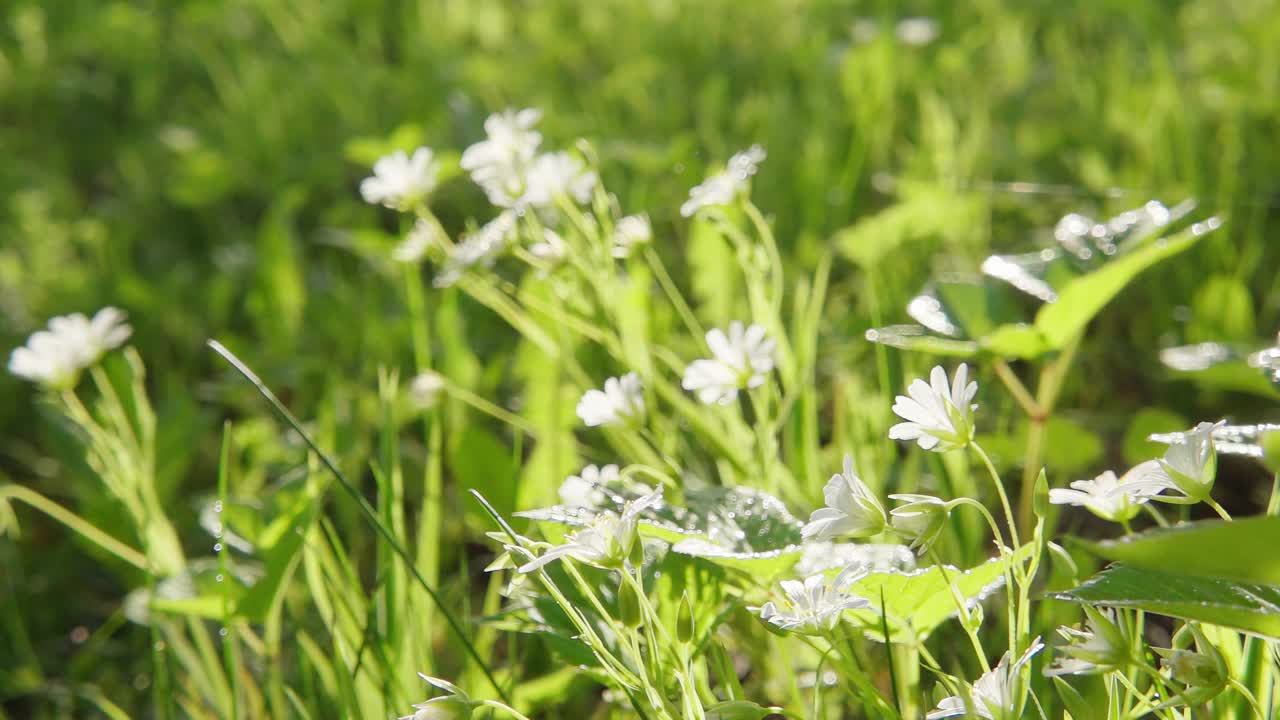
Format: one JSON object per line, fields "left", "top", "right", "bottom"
{"left": 681, "top": 322, "right": 776, "bottom": 405}
{"left": 681, "top": 146, "right": 767, "bottom": 217}
{"left": 751, "top": 565, "right": 870, "bottom": 636}
{"left": 9, "top": 307, "right": 133, "bottom": 390}
{"left": 461, "top": 108, "right": 595, "bottom": 210}
{"left": 360, "top": 147, "right": 440, "bottom": 211}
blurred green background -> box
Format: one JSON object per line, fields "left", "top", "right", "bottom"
{"left": 3, "top": 0, "right": 1278, "bottom": 715}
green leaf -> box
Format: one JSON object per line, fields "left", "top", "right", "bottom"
{"left": 865, "top": 325, "right": 981, "bottom": 357}
{"left": 1050, "top": 564, "right": 1280, "bottom": 639}
{"left": 1035, "top": 220, "right": 1220, "bottom": 348}
{"left": 1169, "top": 360, "right": 1280, "bottom": 400}
{"left": 846, "top": 545, "right": 1031, "bottom": 642}
{"left": 980, "top": 324, "right": 1049, "bottom": 359}
{"left": 1083, "top": 516, "right": 1280, "bottom": 586}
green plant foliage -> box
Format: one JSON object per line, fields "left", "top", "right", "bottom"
{"left": 1051, "top": 564, "right": 1280, "bottom": 639}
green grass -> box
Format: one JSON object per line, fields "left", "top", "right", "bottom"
{"left": 2, "top": 0, "right": 1280, "bottom": 717}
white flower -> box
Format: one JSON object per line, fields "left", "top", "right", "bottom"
{"left": 528, "top": 228, "right": 567, "bottom": 262}
{"left": 576, "top": 372, "right": 645, "bottom": 427}
{"left": 517, "top": 486, "right": 663, "bottom": 572}
{"left": 680, "top": 145, "right": 766, "bottom": 217}
{"left": 889, "top": 364, "right": 978, "bottom": 452}
{"left": 461, "top": 108, "right": 543, "bottom": 208}
{"left": 559, "top": 464, "right": 621, "bottom": 508}
{"left": 409, "top": 371, "right": 446, "bottom": 410}
{"left": 1121, "top": 421, "right": 1225, "bottom": 502}
{"left": 751, "top": 566, "right": 870, "bottom": 636}
{"left": 360, "top": 147, "right": 440, "bottom": 211}
{"left": 1048, "top": 470, "right": 1150, "bottom": 523}
{"left": 802, "top": 455, "right": 887, "bottom": 541}
{"left": 9, "top": 307, "right": 133, "bottom": 390}
{"left": 1045, "top": 607, "right": 1132, "bottom": 677}
{"left": 433, "top": 212, "right": 517, "bottom": 288}
{"left": 928, "top": 638, "right": 1044, "bottom": 720}
{"left": 895, "top": 17, "right": 939, "bottom": 46}
{"left": 521, "top": 152, "right": 596, "bottom": 208}
{"left": 682, "top": 322, "right": 776, "bottom": 405}
{"left": 400, "top": 673, "right": 477, "bottom": 720}
{"left": 393, "top": 220, "right": 441, "bottom": 264}
{"left": 611, "top": 214, "right": 652, "bottom": 258}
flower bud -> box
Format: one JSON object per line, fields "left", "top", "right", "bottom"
{"left": 677, "top": 591, "right": 695, "bottom": 645}
{"left": 617, "top": 578, "right": 643, "bottom": 629}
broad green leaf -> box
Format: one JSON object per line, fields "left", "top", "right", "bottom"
{"left": 1053, "top": 677, "right": 1103, "bottom": 720}
{"left": 980, "top": 324, "right": 1049, "bottom": 359}
{"left": 1035, "top": 220, "right": 1220, "bottom": 348}
{"left": 1050, "top": 564, "right": 1280, "bottom": 639}
{"left": 1169, "top": 360, "right": 1280, "bottom": 399}
{"left": 846, "top": 545, "right": 1031, "bottom": 642}
{"left": 1083, "top": 516, "right": 1280, "bottom": 586}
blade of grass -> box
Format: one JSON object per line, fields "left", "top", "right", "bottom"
{"left": 207, "top": 339, "right": 509, "bottom": 703}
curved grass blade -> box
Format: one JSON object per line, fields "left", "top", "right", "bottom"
{"left": 206, "top": 340, "right": 509, "bottom": 703}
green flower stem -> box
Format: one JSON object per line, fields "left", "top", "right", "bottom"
{"left": 402, "top": 263, "right": 440, "bottom": 675}
{"left": 480, "top": 699, "right": 536, "bottom": 720}
{"left": 992, "top": 360, "right": 1041, "bottom": 420}
{"left": 1204, "top": 496, "right": 1232, "bottom": 521}
{"left": 930, "top": 551, "right": 993, "bottom": 674}
{"left": 644, "top": 247, "right": 705, "bottom": 341}
{"left": 969, "top": 442, "right": 1022, "bottom": 551}
{"left": 1143, "top": 503, "right": 1171, "bottom": 528}
{"left": 0, "top": 484, "right": 150, "bottom": 572}
{"left": 1227, "top": 678, "right": 1266, "bottom": 718}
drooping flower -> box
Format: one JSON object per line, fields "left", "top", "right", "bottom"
{"left": 680, "top": 145, "right": 766, "bottom": 217}
{"left": 802, "top": 455, "right": 887, "bottom": 541}
{"left": 433, "top": 212, "right": 517, "bottom": 288}
{"left": 681, "top": 322, "right": 776, "bottom": 405}
{"left": 521, "top": 152, "right": 597, "bottom": 208}
{"left": 9, "top": 307, "right": 133, "bottom": 390}
{"left": 928, "top": 638, "right": 1044, "bottom": 720}
{"left": 611, "top": 214, "right": 652, "bottom": 258}
{"left": 1045, "top": 606, "right": 1133, "bottom": 677}
{"left": 576, "top": 372, "right": 645, "bottom": 427}
{"left": 400, "top": 673, "right": 478, "bottom": 720}
{"left": 889, "top": 364, "right": 978, "bottom": 452}
{"left": 1156, "top": 624, "right": 1228, "bottom": 705}
{"left": 887, "top": 493, "right": 950, "bottom": 554}
{"left": 1048, "top": 470, "right": 1150, "bottom": 523}
{"left": 360, "top": 147, "right": 440, "bottom": 211}
{"left": 1121, "top": 421, "right": 1226, "bottom": 502}
{"left": 461, "top": 108, "right": 543, "bottom": 208}
{"left": 517, "top": 486, "right": 663, "bottom": 572}
{"left": 751, "top": 565, "right": 870, "bottom": 636}
{"left": 559, "top": 464, "right": 622, "bottom": 509}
